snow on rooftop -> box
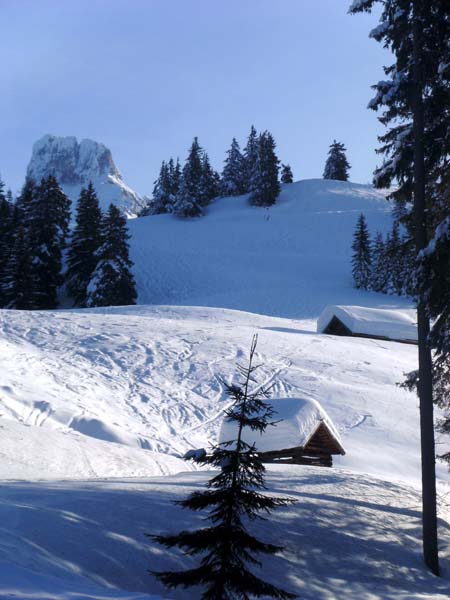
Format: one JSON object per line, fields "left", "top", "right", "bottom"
{"left": 317, "top": 305, "right": 418, "bottom": 342}
{"left": 219, "top": 397, "right": 342, "bottom": 453}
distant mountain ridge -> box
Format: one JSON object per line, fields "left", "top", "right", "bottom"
{"left": 27, "top": 134, "right": 146, "bottom": 217}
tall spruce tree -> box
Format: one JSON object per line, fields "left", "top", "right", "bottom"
{"left": 168, "top": 158, "right": 181, "bottom": 199}
{"left": 0, "top": 175, "right": 12, "bottom": 306}
{"left": 150, "top": 335, "right": 296, "bottom": 600}
{"left": 386, "top": 221, "right": 404, "bottom": 295}
{"left": 66, "top": 183, "right": 103, "bottom": 306}
{"left": 29, "top": 175, "right": 71, "bottom": 309}
{"left": 323, "top": 141, "right": 351, "bottom": 181}
{"left": 149, "top": 161, "right": 173, "bottom": 215}
{"left": 350, "top": 0, "right": 450, "bottom": 575}
{"left": 280, "top": 164, "right": 294, "bottom": 184}
{"left": 249, "top": 131, "right": 280, "bottom": 207}
{"left": 15, "top": 177, "right": 35, "bottom": 227}
{"left": 243, "top": 126, "right": 259, "bottom": 193}
{"left": 370, "top": 231, "right": 388, "bottom": 293}
{"left": 351, "top": 214, "right": 372, "bottom": 289}
{"left": 9, "top": 226, "right": 36, "bottom": 310}
{"left": 2, "top": 178, "right": 37, "bottom": 307}
{"left": 221, "top": 138, "right": 246, "bottom": 196}
{"left": 86, "top": 204, "right": 137, "bottom": 307}
{"left": 173, "top": 138, "right": 204, "bottom": 218}
{"left": 199, "top": 152, "right": 220, "bottom": 207}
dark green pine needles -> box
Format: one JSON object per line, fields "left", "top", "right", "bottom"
{"left": 149, "top": 335, "right": 296, "bottom": 600}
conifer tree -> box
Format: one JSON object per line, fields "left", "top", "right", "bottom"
{"left": 243, "top": 126, "right": 259, "bottom": 193}
{"left": 86, "top": 204, "right": 137, "bottom": 307}
{"left": 350, "top": 0, "right": 450, "bottom": 575}
{"left": 351, "top": 214, "right": 372, "bottom": 289}
{"left": 66, "top": 183, "right": 103, "bottom": 306}
{"left": 173, "top": 138, "right": 204, "bottom": 218}
{"left": 199, "top": 152, "right": 220, "bottom": 207}
{"left": 0, "top": 176, "right": 12, "bottom": 307}
{"left": 323, "top": 141, "right": 351, "bottom": 181}
{"left": 150, "top": 335, "right": 296, "bottom": 600}
{"left": 29, "top": 175, "right": 71, "bottom": 309}
{"left": 280, "top": 164, "right": 293, "bottom": 184}
{"left": 14, "top": 177, "right": 36, "bottom": 226}
{"left": 386, "top": 221, "right": 404, "bottom": 295}
{"left": 168, "top": 158, "right": 182, "bottom": 199}
{"left": 9, "top": 226, "right": 36, "bottom": 310}
{"left": 148, "top": 161, "right": 172, "bottom": 215}
{"left": 221, "top": 138, "right": 246, "bottom": 196}
{"left": 1, "top": 179, "right": 35, "bottom": 307}
{"left": 249, "top": 132, "right": 280, "bottom": 207}
{"left": 370, "top": 231, "right": 388, "bottom": 293}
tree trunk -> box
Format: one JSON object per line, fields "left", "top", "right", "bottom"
{"left": 412, "top": 1, "right": 439, "bottom": 576}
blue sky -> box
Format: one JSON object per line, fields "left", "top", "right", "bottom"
{"left": 1, "top": 0, "right": 387, "bottom": 195}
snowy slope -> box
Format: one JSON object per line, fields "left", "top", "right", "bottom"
{"left": 1, "top": 179, "right": 449, "bottom": 598}
{"left": 1, "top": 468, "right": 449, "bottom": 600}
{"left": 27, "top": 135, "right": 146, "bottom": 216}
{"left": 129, "top": 179, "right": 409, "bottom": 318}
{"left": 0, "top": 305, "right": 448, "bottom": 487}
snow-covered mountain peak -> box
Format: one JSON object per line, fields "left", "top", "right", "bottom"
{"left": 26, "top": 134, "right": 146, "bottom": 217}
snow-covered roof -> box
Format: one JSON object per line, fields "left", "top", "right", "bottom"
{"left": 218, "top": 397, "right": 343, "bottom": 454}
{"left": 317, "top": 305, "right": 418, "bottom": 343}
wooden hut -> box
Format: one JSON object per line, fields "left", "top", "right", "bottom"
{"left": 317, "top": 305, "right": 418, "bottom": 345}
{"left": 218, "top": 397, "right": 345, "bottom": 468}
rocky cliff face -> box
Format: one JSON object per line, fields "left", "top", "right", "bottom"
{"left": 27, "top": 135, "right": 146, "bottom": 217}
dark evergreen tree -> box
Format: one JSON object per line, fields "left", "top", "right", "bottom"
{"left": 385, "top": 221, "right": 404, "bottom": 294}
{"left": 9, "top": 226, "right": 36, "bottom": 310}
{"left": 1, "top": 180, "right": 36, "bottom": 307}
{"left": 14, "top": 177, "right": 36, "bottom": 227}
{"left": 150, "top": 335, "right": 296, "bottom": 600}
{"left": 243, "top": 126, "right": 259, "bottom": 193}
{"left": 168, "top": 158, "right": 182, "bottom": 199}
{"left": 0, "top": 176, "right": 12, "bottom": 306}
{"left": 350, "top": 0, "right": 450, "bottom": 575}
{"left": 66, "top": 183, "right": 103, "bottom": 306}
{"left": 199, "top": 152, "right": 220, "bottom": 207}
{"left": 142, "top": 157, "right": 182, "bottom": 217}
{"left": 173, "top": 138, "right": 204, "bottom": 218}
{"left": 323, "top": 141, "right": 350, "bottom": 181}
{"left": 351, "top": 214, "right": 372, "bottom": 289}
{"left": 280, "top": 164, "right": 293, "bottom": 184}
{"left": 29, "top": 175, "right": 71, "bottom": 309}
{"left": 221, "top": 138, "right": 246, "bottom": 196}
{"left": 148, "top": 161, "right": 172, "bottom": 215}
{"left": 370, "top": 231, "right": 389, "bottom": 293}
{"left": 249, "top": 132, "right": 280, "bottom": 207}
{"left": 86, "top": 204, "right": 137, "bottom": 307}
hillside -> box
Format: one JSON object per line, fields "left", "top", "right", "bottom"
{"left": 129, "top": 179, "right": 407, "bottom": 318}
{"left": 0, "top": 179, "right": 448, "bottom": 599}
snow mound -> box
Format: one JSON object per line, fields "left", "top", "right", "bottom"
{"left": 219, "top": 396, "right": 342, "bottom": 452}
{"left": 27, "top": 134, "right": 146, "bottom": 216}
{"left": 317, "top": 305, "right": 418, "bottom": 342}
{"left": 0, "top": 418, "right": 189, "bottom": 480}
